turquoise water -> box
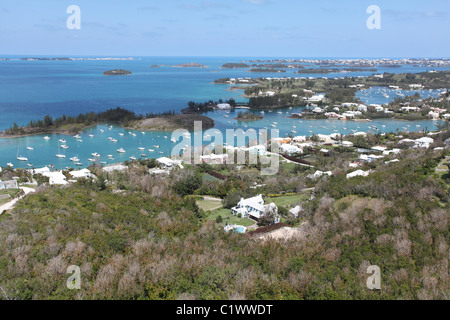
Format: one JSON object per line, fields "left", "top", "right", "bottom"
{"left": 0, "top": 57, "right": 445, "bottom": 169}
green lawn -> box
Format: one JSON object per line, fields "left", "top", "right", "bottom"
{"left": 201, "top": 173, "right": 222, "bottom": 183}
{"left": 196, "top": 198, "right": 223, "bottom": 212}
{"left": 205, "top": 208, "right": 255, "bottom": 227}
{"left": 266, "top": 193, "right": 309, "bottom": 208}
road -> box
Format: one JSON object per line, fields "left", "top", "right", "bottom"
{"left": 0, "top": 187, "right": 35, "bottom": 213}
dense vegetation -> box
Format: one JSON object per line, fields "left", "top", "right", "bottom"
{"left": 3, "top": 108, "right": 178, "bottom": 136}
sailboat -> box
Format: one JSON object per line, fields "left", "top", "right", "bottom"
{"left": 56, "top": 143, "right": 66, "bottom": 158}
{"left": 117, "top": 148, "right": 126, "bottom": 153}
{"left": 70, "top": 156, "right": 80, "bottom": 162}
{"left": 138, "top": 140, "right": 145, "bottom": 151}
{"left": 16, "top": 147, "right": 28, "bottom": 161}
{"left": 44, "top": 136, "right": 50, "bottom": 140}
{"left": 26, "top": 140, "right": 34, "bottom": 150}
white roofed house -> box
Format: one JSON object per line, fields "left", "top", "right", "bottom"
{"left": 280, "top": 144, "right": 302, "bottom": 155}
{"left": 217, "top": 103, "right": 231, "bottom": 110}
{"left": 200, "top": 154, "right": 229, "bottom": 164}
{"left": 157, "top": 157, "right": 183, "bottom": 169}
{"left": 231, "top": 194, "right": 278, "bottom": 222}
{"left": 414, "top": 137, "right": 434, "bottom": 149}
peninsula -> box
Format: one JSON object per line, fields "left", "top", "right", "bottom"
{"left": 0, "top": 108, "right": 214, "bottom": 138}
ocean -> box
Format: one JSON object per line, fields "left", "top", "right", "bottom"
{"left": 0, "top": 56, "right": 447, "bottom": 169}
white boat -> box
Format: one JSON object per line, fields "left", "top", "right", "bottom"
{"left": 43, "top": 136, "right": 50, "bottom": 140}
{"left": 75, "top": 162, "right": 83, "bottom": 166}
{"left": 27, "top": 164, "right": 33, "bottom": 167}
{"left": 7, "top": 163, "right": 14, "bottom": 167}
{"left": 107, "top": 155, "right": 113, "bottom": 158}
{"left": 117, "top": 148, "right": 126, "bottom": 153}
{"left": 16, "top": 147, "right": 28, "bottom": 161}
{"left": 88, "top": 158, "right": 96, "bottom": 162}
{"left": 171, "top": 138, "right": 177, "bottom": 143}
{"left": 91, "top": 153, "right": 101, "bottom": 157}
{"left": 70, "top": 156, "right": 80, "bottom": 162}
{"left": 119, "top": 133, "right": 124, "bottom": 136}
{"left": 154, "top": 145, "right": 160, "bottom": 148}
{"left": 61, "top": 145, "right": 69, "bottom": 149}
{"left": 148, "top": 149, "right": 154, "bottom": 152}
{"left": 73, "top": 134, "right": 81, "bottom": 139}
{"left": 56, "top": 143, "right": 66, "bottom": 158}
{"left": 138, "top": 140, "right": 145, "bottom": 150}
{"left": 100, "top": 129, "right": 104, "bottom": 133}
{"left": 59, "top": 139, "right": 66, "bottom": 143}
{"left": 110, "top": 139, "right": 118, "bottom": 143}
{"left": 88, "top": 134, "right": 94, "bottom": 138}
{"left": 130, "top": 156, "right": 137, "bottom": 160}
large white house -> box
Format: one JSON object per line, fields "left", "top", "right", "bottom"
{"left": 231, "top": 194, "right": 278, "bottom": 221}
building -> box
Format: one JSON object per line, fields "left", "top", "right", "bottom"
{"left": 231, "top": 194, "right": 278, "bottom": 221}
{"left": 69, "top": 169, "right": 95, "bottom": 179}
{"left": 280, "top": 144, "right": 302, "bottom": 155}
{"left": 103, "top": 164, "right": 128, "bottom": 172}
{"left": 346, "top": 170, "right": 370, "bottom": 179}
{"left": 42, "top": 171, "right": 68, "bottom": 185}
{"left": 217, "top": 103, "right": 231, "bottom": 110}
{"left": 414, "top": 137, "right": 434, "bottom": 148}
{"left": 200, "top": 154, "right": 229, "bottom": 164}
{"left": 157, "top": 157, "right": 183, "bottom": 169}
{"left": 0, "top": 180, "right": 18, "bottom": 190}
{"left": 307, "top": 170, "right": 332, "bottom": 179}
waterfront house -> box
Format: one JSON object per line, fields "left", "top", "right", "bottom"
{"left": 217, "top": 103, "right": 231, "bottom": 110}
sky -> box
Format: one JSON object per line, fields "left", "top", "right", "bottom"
{"left": 0, "top": 0, "right": 449, "bottom": 57}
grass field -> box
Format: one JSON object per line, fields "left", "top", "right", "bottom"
{"left": 205, "top": 208, "right": 255, "bottom": 227}
{"left": 266, "top": 193, "right": 310, "bottom": 208}
{"left": 196, "top": 198, "right": 223, "bottom": 212}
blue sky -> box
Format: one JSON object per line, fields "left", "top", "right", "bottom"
{"left": 0, "top": 0, "right": 449, "bottom": 57}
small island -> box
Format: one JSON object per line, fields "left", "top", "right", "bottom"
{"left": 103, "top": 69, "right": 132, "bottom": 76}
{"left": 234, "top": 111, "right": 263, "bottom": 122}
{"left": 173, "top": 63, "right": 207, "bottom": 68}
{"left": 221, "top": 63, "right": 250, "bottom": 69}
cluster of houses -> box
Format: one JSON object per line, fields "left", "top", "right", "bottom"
{"left": 29, "top": 166, "right": 95, "bottom": 185}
